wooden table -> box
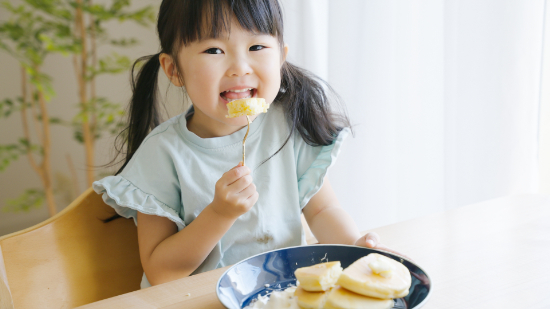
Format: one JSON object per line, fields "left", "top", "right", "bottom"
{"left": 77, "top": 194, "right": 550, "bottom": 309}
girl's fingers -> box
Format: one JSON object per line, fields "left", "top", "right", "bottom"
{"left": 247, "top": 191, "right": 259, "bottom": 202}
{"left": 230, "top": 175, "right": 253, "bottom": 193}
{"left": 229, "top": 162, "right": 243, "bottom": 171}
{"left": 238, "top": 182, "right": 257, "bottom": 198}
{"left": 364, "top": 232, "right": 380, "bottom": 248}
{"left": 224, "top": 165, "right": 251, "bottom": 186}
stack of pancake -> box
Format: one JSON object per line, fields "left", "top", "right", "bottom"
{"left": 293, "top": 253, "right": 411, "bottom": 309}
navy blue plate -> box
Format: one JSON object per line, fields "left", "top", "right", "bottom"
{"left": 217, "top": 245, "right": 431, "bottom": 309}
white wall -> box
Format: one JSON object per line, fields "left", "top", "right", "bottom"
{"left": 539, "top": 0, "right": 550, "bottom": 194}
{"left": 281, "top": 0, "right": 544, "bottom": 231}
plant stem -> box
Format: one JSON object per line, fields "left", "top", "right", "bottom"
{"left": 29, "top": 86, "right": 43, "bottom": 146}
{"left": 75, "top": 0, "right": 95, "bottom": 187}
{"left": 20, "top": 66, "right": 41, "bottom": 175}
{"left": 34, "top": 66, "right": 57, "bottom": 217}
{"left": 90, "top": 0, "right": 97, "bottom": 136}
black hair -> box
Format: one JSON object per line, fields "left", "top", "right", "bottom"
{"left": 103, "top": 0, "right": 351, "bottom": 223}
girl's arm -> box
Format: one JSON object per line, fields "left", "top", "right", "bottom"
{"left": 137, "top": 206, "right": 234, "bottom": 285}
{"left": 137, "top": 163, "right": 258, "bottom": 286}
{"left": 303, "top": 178, "right": 408, "bottom": 257}
{"left": 302, "top": 178, "right": 361, "bottom": 245}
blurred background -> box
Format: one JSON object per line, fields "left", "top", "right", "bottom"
{"left": 1, "top": 0, "right": 549, "bottom": 237}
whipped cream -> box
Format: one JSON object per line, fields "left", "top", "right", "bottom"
{"left": 245, "top": 286, "right": 299, "bottom": 309}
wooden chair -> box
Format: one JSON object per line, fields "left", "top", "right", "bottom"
{"left": 0, "top": 188, "right": 143, "bottom": 309}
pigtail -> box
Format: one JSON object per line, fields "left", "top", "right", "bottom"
{"left": 114, "top": 53, "right": 163, "bottom": 175}
{"left": 102, "top": 54, "right": 162, "bottom": 223}
{"left": 260, "top": 62, "right": 352, "bottom": 165}
{"left": 281, "top": 62, "right": 349, "bottom": 145}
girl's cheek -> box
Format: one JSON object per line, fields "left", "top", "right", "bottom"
{"left": 188, "top": 63, "right": 218, "bottom": 91}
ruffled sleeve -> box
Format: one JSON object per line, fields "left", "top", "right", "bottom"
{"left": 93, "top": 175, "right": 185, "bottom": 230}
{"left": 294, "top": 127, "right": 350, "bottom": 209}
{"left": 93, "top": 124, "right": 186, "bottom": 230}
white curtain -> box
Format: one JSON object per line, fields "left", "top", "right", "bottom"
{"left": 281, "top": 0, "right": 544, "bottom": 231}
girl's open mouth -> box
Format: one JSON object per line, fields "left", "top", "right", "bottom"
{"left": 220, "top": 88, "right": 257, "bottom": 103}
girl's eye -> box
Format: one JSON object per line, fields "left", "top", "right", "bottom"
{"left": 250, "top": 45, "right": 265, "bottom": 51}
{"left": 204, "top": 48, "right": 223, "bottom": 54}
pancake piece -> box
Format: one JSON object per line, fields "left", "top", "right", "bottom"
{"left": 294, "top": 261, "right": 343, "bottom": 292}
{"left": 337, "top": 253, "right": 411, "bottom": 299}
{"left": 293, "top": 286, "right": 329, "bottom": 309}
{"left": 225, "top": 98, "right": 268, "bottom": 118}
{"left": 324, "top": 286, "right": 394, "bottom": 309}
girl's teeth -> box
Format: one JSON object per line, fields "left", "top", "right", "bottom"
{"left": 225, "top": 88, "right": 253, "bottom": 93}
{"left": 221, "top": 88, "right": 255, "bottom": 101}
{"left": 226, "top": 94, "right": 252, "bottom": 102}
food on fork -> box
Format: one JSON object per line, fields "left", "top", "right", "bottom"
{"left": 294, "top": 261, "right": 343, "bottom": 292}
{"left": 225, "top": 98, "right": 268, "bottom": 118}
{"left": 225, "top": 98, "right": 269, "bottom": 166}
{"left": 293, "top": 286, "right": 330, "bottom": 309}
{"left": 323, "top": 286, "right": 394, "bottom": 309}
{"left": 337, "top": 253, "right": 411, "bottom": 299}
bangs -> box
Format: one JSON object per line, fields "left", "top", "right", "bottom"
{"left": 177, "top": 0, "right": 283, "bottom": 46}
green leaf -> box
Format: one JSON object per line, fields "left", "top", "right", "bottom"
{"left": 109, "top": 37, "right": 138, "bottom": 47}
{"left": 0, "top": 98, "right": 15, "bottom": 118}
{"left": 87, "top": 52, "right": 131, "bottom": 80}
{"left": 73, "top": 129, "right": 84, "bottom": 144}
{"left": 0, "top": 143, "right": 25, "bottom": 171}
{"left": 88, "top": 97, "right": 126, "bottom": 139}
{"left": 3, "top": 188, "right": 45, "bottom": 213}
{"left": 49, "top": 117, "right": 66, "bottom": 125}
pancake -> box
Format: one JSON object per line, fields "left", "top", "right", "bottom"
{"left": 337, "top": 253, "right": 411, "bottom": 299}
{"left": 293, "top": 286, "right": 329, "bottom": 309}
{"left": 294, "top": 261, "right": 343, "bottom": 292}
{"left": 324, "top": 286, "right": 394, "bottom": 309}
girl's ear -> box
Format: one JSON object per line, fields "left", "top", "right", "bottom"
{"left": 281, "top": 44, "right": 289, "bottom": 65}
{"left": 159, "top": 53, "right": 184, "bottom": 87}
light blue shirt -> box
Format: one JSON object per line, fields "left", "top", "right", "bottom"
{"left": 93, "top": 103, "right": 349, "bottom": 288}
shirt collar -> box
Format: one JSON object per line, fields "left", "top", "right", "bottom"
{"left": 178, "top": 106, "right": 268, "bottom": 149}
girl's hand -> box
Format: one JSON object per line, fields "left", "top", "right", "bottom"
{"left": 210, "top": 162, "right": 259, "bottom": 219}
{"left": 355, "top": 232, "right": 413, "bottom": 261}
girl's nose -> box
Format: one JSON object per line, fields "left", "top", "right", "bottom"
{"left": 227, "top": 56, "right": 253, "bottom": 77}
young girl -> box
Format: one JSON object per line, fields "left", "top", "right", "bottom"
{"left": 94, "top": 0, "right": 401, "bottom": 289}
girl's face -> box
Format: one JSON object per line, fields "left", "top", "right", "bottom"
{"left": 161, "top": 19, "right": 288, "bottom": 138}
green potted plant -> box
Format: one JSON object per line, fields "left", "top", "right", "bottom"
{"left": 0, "top": 0, "right": 155, "bottom": 216}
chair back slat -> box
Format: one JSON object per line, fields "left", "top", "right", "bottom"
{"left": 0, "top": 188, "right": 143, "bottom": 308}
